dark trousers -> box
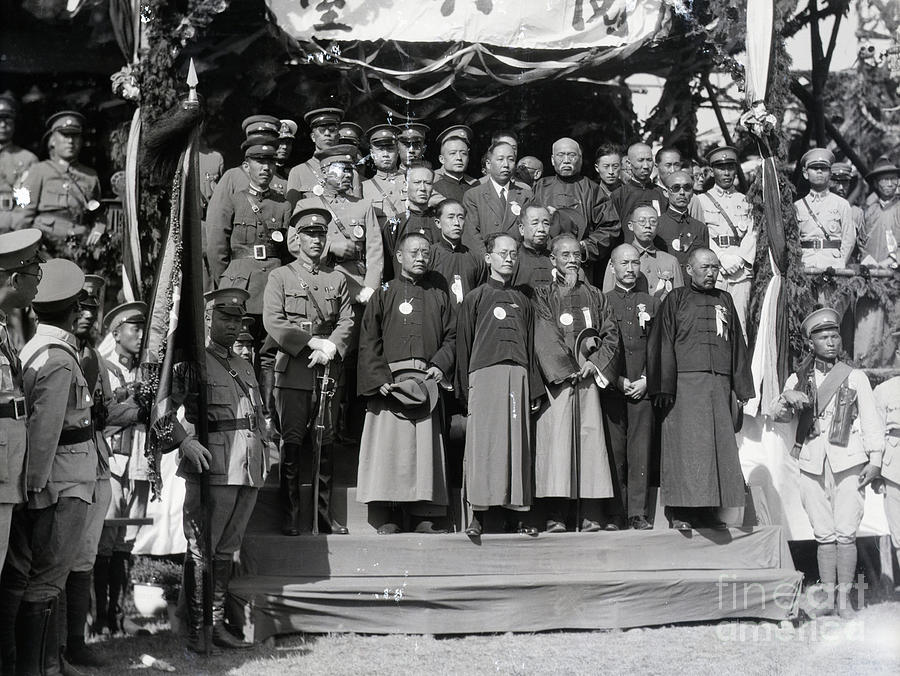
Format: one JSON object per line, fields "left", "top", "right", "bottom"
{"left": 602, "top": 393, "right": 655, "bottom": 518}
{"left": 1, "top": 498, "right": 89, "bottom": 602}
{"left": 183, "top": 483, "right": 258, "bottom": 564}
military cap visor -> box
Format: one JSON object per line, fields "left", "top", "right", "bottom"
{"left": 437, "top": 124, "right": 473, "bottom": 146}
{"left": 304, "top": 107, "right": 344, "bottom": 128}
{"left": 706, "top": 146, "right": 738, "bottom": 165}
{"left": 830, "top": 163, "right": 854, "bottom": 179}
{"left": 46, "top": 111, "right": 85, "bottom": 135}
{"left": 290, "top": 207, "right": 332, "bottom": 231}
{"left": 0, "top": 229, "right": 46, "bottom": 271}
{"left": 104, "top": 301, "right": 148, "bottom": 333}
{"left": 244, "top": 143, "right": 276, "bottom": 160}
{"left": 80, "top": 274, "right": 105, "bottom": 308}
{"left": 801, "top": 307, "right": 841, "bottom": 338}
{"left": 241, "top": 115, "right": 281, "bottom": 137}
{"left": 33, "top": 259, "right": 85, "bottom": 312}
{"left": 801, "top": 148, "right": 834, "bottom": 168}
{"left": 205, "top": 288, "right": 250, "bottom": 316}
{"left": 278, "top": 119, "right": 298, "bottom": 140}
{"left": 367, "top": 124, "right": 400, "bottom": 144}
{"left": 339, "top": 122, "right": 363, "bottom": 139}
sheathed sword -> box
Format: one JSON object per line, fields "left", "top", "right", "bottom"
{"left": 311, "top": 361, "right": 334, "bottom": 535}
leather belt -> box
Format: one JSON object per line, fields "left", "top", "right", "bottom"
{"left": 0, "top": 398, "right": 26, "bottom": 420}
{"left": 801, "top": 240, "right": 841, "bottom": 250}
{"left": 713, "top": 235, "right": 740, "bottom": 247}
{"left": 209, "top": 415, "right": 257, "bottom": 433}
{"left": 0, "top": 194, "right": 13, "bottom": 211}
{"left": 59, "top": 426, "right": 94, "bottom": 445}
{"left": 232, "top": 245, "right": 280, "bottom": 261}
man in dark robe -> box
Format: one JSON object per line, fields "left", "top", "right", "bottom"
{"left": 382, "top": 163, "right": 438, "bottom": 280}
{"left": 598, "top": 142, "right": 667, "bottom": 240}
{"left": 456, "top": 233, "right": 542, "bottom": 536}
{"left": 532, "top": 137, "right": 616, "bottom": 278}
{"left": 432, "top": 126, "right": 478, "bottom": 203}
{"left": 428, "top": 199, "right": 486, "bottom": 307}
{"left": 603, "top": 244, "right": 659, "bottom": 530}
{"left": 647, "top": 247, "right": 754, "bottom": 530}
{"left": 356, "top": 233, "right": 456, "bottom": 534}
{"left": 593, "top": 144, "right": 623, "bottom": 201}
{"left": 511, "top": 205, "right": 553, "bottom": 293}
{"left": 655, "top": 170, "right": 709, "bottom": 276}
{"left": 533, "top": 234, "right": 618, "bottom": 533}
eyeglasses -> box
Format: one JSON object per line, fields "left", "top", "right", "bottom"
{"left": 491, "top": 250, "right": 518, "bottom": 260}
{"left": 669, "top": 184, "right": 693, "bottom": 192}
{"left": 631, "top": 217, "right": 659, "bottom": 226}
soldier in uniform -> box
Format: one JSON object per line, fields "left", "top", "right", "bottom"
{"left": 166, "top": 288, "right": 269, "bottom": 652}
{"left": 362, "top": 124, "right": 405, "bottom": 230}
{"left": 428, "top": 199, "right": 486, "bottom": 307}
{"left": 0, "top": 95, "right": 37, "bottom": 233}
{"left": 771, "top": 308, "right": 883, "bottom": 617}
{"left": 275, "top": 119, "right": 297, "bottom": 184}
{"left": 263, "top": 208, "right": 355, "bottom": 535}
{"left": 397, "top": 122, "right": 430, "bottom": 175}
{"left": 95, "top": 301, "right": 147, "bottom": 635}
{"left": 432, "top": 125, "right": 478, "bottom": 203}
{"left": 293, "top": 145, "right": 383, "bottom": 305}
{"left": 338, "top": 122, "right": 363, "bottom": 148}
{"left": 695, "top": 146, "right": 756, "bottom": 337}
{"left": 206, "top": 141, "right": 290, "bottom": 360}
{"left": 794, "top": 149, "right": 855, "bottom": 270}
{"left": 17, "top": 112, "right": 107, "bottom": 266}
{"left": 2, "top": 259, "right": 95, "bottom": 675}
{"left": 286, "top": 107, "right": 362, "bottom": 205}
{"left": 828, "top": 162, "right": 866, "bottom": 253}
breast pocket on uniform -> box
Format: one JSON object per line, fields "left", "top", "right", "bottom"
{"left": 284, "top": 289, "right": 308, "bottom": 316}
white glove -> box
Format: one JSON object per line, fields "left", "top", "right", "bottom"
{"left": 356, "top": 286, "right": 375, "bottom": 304}
{"left": 318, "top": 339, "right": 338, "bottom": 361}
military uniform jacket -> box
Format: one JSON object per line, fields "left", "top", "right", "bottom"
{"left": 794, "top": 189, "right": 855, "bottom": 268}
{"left": 357, "top": 274, "right": 456, "bottom": 397}
{"left": 774, "top": 365, "right": 883, "bottom": 476}
{"left": 874, "top": 376, "right": 900, "bottom": 484}
{"left": 206, "top": 167, "right": 288, "bottom": 224}
{"left": 604, "top": 285, "right": 659, "bottom": 383}
{"left": 0, "top": 142, "right": 37, "bottom": 231}
{"left": 0, "top": 311, "right": 26, "bottom": 505}
{"left": 169, "top": 343, "right": 267, "bottom": 487}
{"left": 432, "top": 172, "right": 478, "bottom": 204}
{"left": 533, "top": 272, "right": 619, "bottom": 387}
{"left": 79, "top": 343, "right": 117, "bottom": 481}
{"left": 647, "top": 285, "right": 754, "bottom": 400}
{"left": 206, "top": 187, "right": 291, "bottom": 314}
{"left": 363, "top": 170, "right": 407, "bottom": 223}
{"left": 428, "top": 237, "right": 486, "bottom": 306}
{"left": 656, "top": 207, "right": 710, "bottom": 270}
{"left": 18, "top": 158, "right": 101, "bottom": 242}
{"left": 696, "top": 186, "right": 756, "bottom": 283}
{"left": 263, "top": 258, "right": 354, "bottom": 391}
{"left": 102, "top": 352, "right": 148, "bottom": 481}
{"left": 286, "top": 156, "right": 362, "bottom": 206}
{"left": 294, "top": 189, "right": 384, "bottom": 297}
{"left": 601, "top": 243, "right": 683, "bottom": 298}
{"left": 20, "top": 325, "right": 96, "bottom": 508}
{"left": 199, "top": 148, "right": 224, "bottom": 214}
{"left": 462, "top": 179, "right": 533, "bottom": 254}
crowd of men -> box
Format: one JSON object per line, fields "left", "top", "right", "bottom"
{"left": 0, "top": 92, "right": 899, "bottom": 668}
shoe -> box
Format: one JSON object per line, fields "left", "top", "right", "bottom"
{"left": 377, "top": 522, "right": 402, "bottom": 535}
{"left": 515, "top": 523, "right": 539, "bottom": 537}
{"left": 413, "top": 520, "right": 448, "bottom": 535}
{"left": 580, "top": 519, "right": 603, "bottom": 533}
{"left": 211, "top": 560, "right": 253, "bottom": 650}
{"left": 66, "top": 643, "right": 108, "bottom": 668}
{"left": 603, "top": 522, "right": 620, "bottom": 531}
{"left": 282, "top": 524, "right": 300, "bottom": 536}
{"left": 629, "top": 516, "right": 653, "bottom": 531}
{"left": 465, "top": 517, "right": 482, "bottom": 537}
{"left": 671, "top": 519, "right": 692, "bottom": 531}
{"left": 544, "top": 520, "right": 567, "bottom": 534}
{"left": 706, "top": 520, "right": 729, "bottom": 530}
{"left": 186, "top": 634, "right": 222, "bottom": 655}
{"left": 212, "top": 624, "right": 253, "bottom": 650}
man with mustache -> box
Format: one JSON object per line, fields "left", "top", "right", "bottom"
{"left": 286, "top": 107, "right": 362, "bottom": 205}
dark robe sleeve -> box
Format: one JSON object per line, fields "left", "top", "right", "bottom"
{"left": 729, "top": 294, "right": 756, "bottom": 401}
{"left": 357, "top": 288, "right": 392, "bottom": 397}
{"left": 647, "top": 288, "right": 679, "bottom": 397}
{"left": 533, "top": 285, "right": 578, "bottom": 385}
{"left": 523, "top": 295, "right": 545, "bottom": 402}
{"left": 454, "top": 287, "right": 479, "bottom": 411}
{"left": 428, "top": 289, "right": 456, "bottom": 379}
{"left": 587, "top": 287, "right": 620, "bottom": 382}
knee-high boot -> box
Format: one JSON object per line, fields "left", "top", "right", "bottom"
{"left": 106, "top": 552, "right": 129, "bottom": 634}
{"left": 815, "top": 542, "right": 837, "bottom": 616}
{"left": 182, "top": 557, "right": 218, "bottom": 655}
{"left": 63, "top": 572, "right": 105, "bottom": 667}
{"left": 312, "top": 449, "right": 347, "bottom": 535}
{"left": 14, "top": 599, "right": 53, "bottom": 676}
{"left": 280, "top": 443, "right": 302, "bottom": 535}
{"left": 836, "top": 542, "right": 858, "bottom": 618}
{"left": 89, "top": 556, "right": 108, "bottom": 636}
{"left": 0, "top": 586, "right": 24, "bottom": 676}
{"left": 210, "top": 560, "right": 251, "bottom": 649}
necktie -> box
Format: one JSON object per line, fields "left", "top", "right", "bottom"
{"left": 499, "top": 187, "right": 506, "bottom": 204}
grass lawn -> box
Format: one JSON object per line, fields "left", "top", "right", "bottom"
{"left": 86, "top": 602, "right": 900, "bottom": 675}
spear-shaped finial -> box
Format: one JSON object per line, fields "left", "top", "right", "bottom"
{"left": 185, "top": 58, "right": 199, "bottom": 107}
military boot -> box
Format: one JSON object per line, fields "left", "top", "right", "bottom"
{"left": 210, "top": 561, "right": 252, "bottom": 650}
{"left": 314, "top": 450, "right": 347, "bottom": 535}
{"left": 183, "top": 558, "right": 219, "bottom": 655}
{"left": 15, "top": 599, "right": 53, "bottom": 676}
{"left": 280, "top": 442, "right": 302, "bottom": 535}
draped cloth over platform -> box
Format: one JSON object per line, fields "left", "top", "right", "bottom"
{"left": 464, "top": 364, "right": 532, "bottom": 510}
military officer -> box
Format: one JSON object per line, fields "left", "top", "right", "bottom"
{"left": 695, "top": 146, "right": 756, "bottom": 337}
{"left": 397, "top": 122, "right": 430, "bottom": 174}
{"left": 2, "top": 259, "right": 95, "bottom": 676}
{"left": 286, "top": 107, "right": 362, "bottom": 205}
{"left": 17, "top": 112, "right": 107, "bottom": 267}
{"left": 828, "top": 162, "right": 866, "bottom": 252}
{"left": 263, "top": 207, "right": 355, "bottom": 535}
{"left": 362, "top": 124, "right": 406, "bottom": 228}
{"left": 293, "top": 145, "right": 383, "bottom": 304}
{"left": 432, "top": 125, "right": 479, "bottom": 203}
{"left": 338, "top": 122, "right": 363, "bottom": 147}
{"left": 275, "top": 119, "right": 297, "bottom": 184}
{"left": 167, "top": 288, "right": 269, "bottom": 652}
{"left": 794, "top": 149, "right": 855, "bottom": 270}
{"left": 206, "top": 141, "right": 290, "bottom": 358}
{"left": 0, "top": 95, "right": 37, "bottom": 233}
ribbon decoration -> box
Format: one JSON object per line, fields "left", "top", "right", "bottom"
{"left": 715, "top": 304, "right": 729, "bottom": 339}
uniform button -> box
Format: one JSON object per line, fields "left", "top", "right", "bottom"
{"left": 313, "top": 286, "right": 318, "bottom": 290}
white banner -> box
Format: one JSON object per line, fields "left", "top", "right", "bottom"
{"left": 269, "top": 0, "right": 669, "bottom": 50}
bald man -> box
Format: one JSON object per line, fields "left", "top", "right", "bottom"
{"left": 531, "top": 137, "right": 617, "bottom": 279}
{"left": 656, "top": 170, "right": 709, "bottom": 275}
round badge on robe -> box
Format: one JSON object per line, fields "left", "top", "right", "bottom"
{"left": 671, "top": 238, "right": 682, "bottom": 252}
{"left": 271, "top": 231, "right": 284, "bottom": 243}
{"left": 510, "top": 202, "right": 521, "bottom": 216}
{"left": 312, "top": 184, "right": 325, "bottom": 196}
{"left": 399, "top": 301, "right": 413, "bottom": 315}
{"left": 559, "top": 312, "right": 573, "bottom": 326}
{"left": 352, "top": 225, "right": 365, "bottom": 239}
{"left": 494, "top": 306, "right": 506, "bottom": 320}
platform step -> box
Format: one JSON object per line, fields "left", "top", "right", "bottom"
{"left": 228, "top": 566, "right": 802, "bottom": 638}
{"left": 238, "top": 527, "right": 795, "bottom": 578}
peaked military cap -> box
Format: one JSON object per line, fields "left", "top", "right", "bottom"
{"left": 316, "top": 143, "right": 360, "bottom": 168}
{"left": 278, "top": 119, "right": 298, "bottom": 141}
{"left": 80, "top": 275, "right": 106, "bottom": 308}
{"left": 244, "top": 143, "right": 276, "bottom": 160}
{"left": 801, "top": 307, "right": 841, "bottom": 338}
{"left": 0, "top": 229, "right": 45, "bottom": 270}
{"left": 241, "top": 115, "right": 280, "bottom": 137}
{"left": 104, "top": 301, "right": 147, "bottom": 333}
{"left": 801, "top": 148, "right": 834, "bottom": 169}
{"left": 205, "top": 288, "right": 249, "bottom": 316}
{"left": 706, "top": 146, "right": 739, "bottom": 166}
{"left": 304, "top": 107, "right": 343, "bottom": 128}
{"left": 437, "top": 124, "right": 473, "bottom": 147}
{"left": 33, "top": 259, "right": 85, "bottom": 312}
{"left": 338, "top": 122, "right": 364, "bottom": 146}
{"left": 366, "top": 124, "right": 400, "bottom": 145}
{"left": 46, "top": 111, "right": 85, "bottom": 135}
{"left": 290, "top": 207, "right": 331, "bottom": 232}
